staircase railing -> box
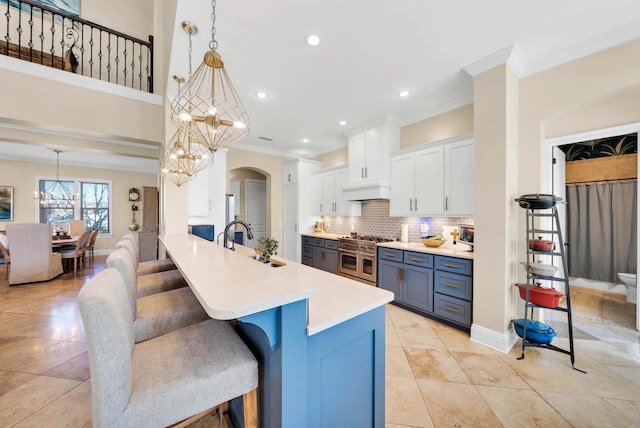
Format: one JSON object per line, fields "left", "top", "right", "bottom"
{"left": 2, "top": 0, "right": 153, "bottom": 92}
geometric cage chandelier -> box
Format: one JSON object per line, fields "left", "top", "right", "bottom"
{"left": 162, "top": 22, "right": 215, "bottom": 187}
{"left": 169, "top": 0, "right": 249, "bottom": 152}
{"left": 34, "top": 149, "right": 79, "bottom": 208}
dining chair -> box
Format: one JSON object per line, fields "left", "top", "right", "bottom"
{"left": 106, "top": 248, "right": 209, "bottom": 342}
{"left": 5, "top": 223, "right": 63, "bottom": 285}
{"left": 59, "top": 229, "right": 92, "bottom": 273}
{"left": 84, "top": 228, "right": 99, "bottom": 264}
{"left": 108, "top": 246, "right": 187, "bottom": 298}
{"left": 78, "top": 268, "right": 258, "bottom": 427}
{"left": 67, "top": 219, "right": 86, "bottom": 236}
{"left": 0, "top": 234, "right": 10, "bottom": 280}
{"left": 117, "top": 237, "right": 176, "bottom": 276}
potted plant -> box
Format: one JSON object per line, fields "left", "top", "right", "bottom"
{"left": 256, "top": 237, "right": 279, "bottom": 263}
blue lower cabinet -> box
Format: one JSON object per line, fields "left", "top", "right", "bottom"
{"left": 306, "top": 237, "right": 338, "bottom": 274}
{"left": 378, "top": 249, "right": 473, "bottom": 330}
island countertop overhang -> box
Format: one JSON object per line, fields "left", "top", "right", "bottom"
{"left": 159, "top": 233, "right": 393, "bottom": 335}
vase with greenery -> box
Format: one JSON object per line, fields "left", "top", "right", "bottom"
{"left": 256, "top": 237, "right": 279, "bottom": 262}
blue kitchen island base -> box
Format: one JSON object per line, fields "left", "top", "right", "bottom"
{"left": 232, "top": 300, "right": 386, "bottom": 428}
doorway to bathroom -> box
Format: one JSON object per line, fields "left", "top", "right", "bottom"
{"left": 545, "top": 123, "right": 639, "bottom": 332}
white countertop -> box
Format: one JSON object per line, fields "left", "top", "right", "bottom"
{"left": 300, "top": 232, "right": 343, "bottom": 240}
{"left": 160, "top": 234, "right": 394, "bottom": 335}
{"left": 377, "top": 241, "right": 475, "bottom": 260}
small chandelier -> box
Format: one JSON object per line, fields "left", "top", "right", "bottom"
{"left": 170, "top": 0, "right": 249, "bottom": 152}
{"left": 34, "top": 149, "right": 79, "bottom": 208}
{"left": 162, "top": 22, "right": 215, "bottom": 187}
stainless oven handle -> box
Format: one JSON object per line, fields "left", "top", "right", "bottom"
{"left": 338, "top": 249, "right": 358, "bottom": 256}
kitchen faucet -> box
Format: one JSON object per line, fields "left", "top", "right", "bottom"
{"left": 222, "top": 220, "right": 254, "bottom": 251}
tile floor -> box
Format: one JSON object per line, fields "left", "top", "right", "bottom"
{"left": 0, "top": 257, "right": 639, "bottom": 427}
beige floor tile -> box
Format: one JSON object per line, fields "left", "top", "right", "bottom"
{"left": 0, "top": 375, "right": 81, "bottom": 426}
{"left": 8, "top": 298, "right": 81, "bottom": 319}
{"left": 605, "top": 364, "right": 640, "bottom": 386}
{"left": 14, "top": 380, "right": 92, "bottom": 428}
{"left": 0, "top": 337, "right": 61, "bottom": 368}
{"left": 43, "top": 351, "right": 90, "bottom": 381}
{"left": 386, "top": 311, "right": 402, "bottom": 347}
{"left": 573, "top": 339, "right": 640, "bottom": 367}
{"left": 3, "top": 340, "right": 86, "bottom": 375}
{"left": 386, "top": 345, "right": 414, "bottom": 379}
{"left": 0, "top": 296, "right": 34, "bottom": 311}
{"left": 453, "top": 351, "right": 531, "bottom": 389}
{"left": 571, "top": 358, "right": 640, "bottom": 401}
{"left": 385, "top": 376, "right": 433, "bottom": 428}
{"left": 476, "top": 385, "right": 570, "bottom": 428}
{"left": 404, "top": 347, "right": 470, "bottom": 384}
{"left": 0, "top": 370, "right": 37, "bottom": 396}
{"left": 416, "top": 379, "right": 502, "bottom": 428}
{"left": 538, "top": 390, "right": 637, "bottom": 427}
{"left": 603, "top": 398, "right": 640, "bottom": 421}
{"left": 430, "top": 321, "right": 502, "bottom": 354}
{"left": 392, "top": 315, "right": 446, "bottom": 351}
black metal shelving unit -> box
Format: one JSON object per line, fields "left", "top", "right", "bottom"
{"left": 516, "top": 197, "right": 585, "bottom": 373}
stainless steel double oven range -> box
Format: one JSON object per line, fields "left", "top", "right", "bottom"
{"left": 337, "top": 235, "right": 394, "bottom": 285}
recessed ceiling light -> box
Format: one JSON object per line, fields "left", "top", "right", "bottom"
{"left": 302, "top": 138, "right": 309, "bottom": 143}
{"left": 255, "top": 91, "right": 268, "bottom": 99}
{"left": 397, "top": 90, "right": 411, "bottom": 98}
{"left": 306, "top": 35, "right": 320, "bottom": 47}
{"left": 339, "top": 120, "right": 347, "bottom": 126}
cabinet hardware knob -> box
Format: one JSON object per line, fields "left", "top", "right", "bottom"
{"left": 443, "top": 263, "right": 458, "bottom": 268}
{"left": 365, "top": 166, "right": 368, "bottom": 178}
{"left": 410, "top": 257, "right": 423, "bottom": 262}
{"left": 384, "top": 253, "right": 395, "bottom": 257}
{"left": 361, "top": 168, "right": 364, "bottom": 178}
{"left": 410, "top": 198, "right": 413, "bottom": 211}
{"left": 415, "top": 198, "right": 417, "bottom": 210}
{"left": 443, "top": 306, "right": 459, "bottom": 313}
{"left": 446, "top": 196, "right": 448, "bottom": 211}
{"left": 444, "top": 282, "right": 460, "bottom": 288}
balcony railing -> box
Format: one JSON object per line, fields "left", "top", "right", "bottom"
{"left": 2, "top": 0, "right": 153, "bottom": 92}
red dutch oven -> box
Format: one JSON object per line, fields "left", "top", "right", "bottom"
{"left": 529, "top": 237, "right": 554, "bottom": 252}
{"left": 516, "top": 283, "right": 564, "bottom": 308}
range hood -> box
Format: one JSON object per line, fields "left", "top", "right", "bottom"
{"left": 341, "top": 183, "right": 390, "bottom": 201}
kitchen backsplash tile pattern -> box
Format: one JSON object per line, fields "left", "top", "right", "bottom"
{"left": 322, "top": 200, "right": 473, "bottom": 243}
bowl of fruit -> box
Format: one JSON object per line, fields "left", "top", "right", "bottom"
{"left": 420, "top": 235, "right": 446, "bottom": 247}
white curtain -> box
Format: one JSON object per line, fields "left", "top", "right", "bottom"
{"left": 566, "top": 180, "right": 637, "bottom": 282}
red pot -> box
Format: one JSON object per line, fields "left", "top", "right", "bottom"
{"left": 516, "top": 284, "right": 564, "bottom": 308}
{"left": 529, "top": 238, "right": 554, "bottom": 252}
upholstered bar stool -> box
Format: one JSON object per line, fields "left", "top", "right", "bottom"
{"left": 78, "top": 268, "right": 258, "bottom": 427}
{"left": 107, "top": 248, "right": 186, "bottom": 299}
{"left": 122, "top": 233, "right": 176, "bottom": 275}
{"left": 107, "top": 249, "right": 209, "bottom": 342}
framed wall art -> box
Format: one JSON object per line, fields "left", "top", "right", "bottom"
{"left": 0, "top": 186, "right": 14, "bottom": 221}
{"left": 1, "top": 0, "right": 80, "bottom": 18}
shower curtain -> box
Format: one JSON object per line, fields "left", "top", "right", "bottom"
{"left": 566, "top": 180, "right": 637, "bottom": 282}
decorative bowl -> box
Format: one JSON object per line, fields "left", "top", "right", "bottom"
{"left": 420, "top": 236, "right": 446, "bottom": 247}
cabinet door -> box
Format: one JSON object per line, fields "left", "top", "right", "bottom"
{"left": 378, "top": 259, "right": 404, "bottom": 302}
{"left": 322, "top": 173, "right": 336, "bottom": 215}
{"left": 283, "top": 183, "right": 299, "bottom": 262}
{"left": 284, "top": 163, "right": 298, "bottom": 184}
{"left": 363, "top": 126, "right": 384, "bottom": 182}
{"left": 310, "top": 175, "right": 323, "bottom": 215}
{"left": 312, "top": 247, "right": 324, "bottom": 270}
{"left": 324, "top": 249, "right": 338, "bottom": 274}
{"left": 403, "top": 264, "right": 434, "bottom": 312}
{"left": 445, "top": 138, "right": 474, "bottom": 216}
{"left": 348, "top": 133, "right": 366, "bottom": 183}
{"left": 414, "top": 146, "right": 445, "bottom": 215}
{"left": 389, "top": 153, "right": 414, "bottom": 216}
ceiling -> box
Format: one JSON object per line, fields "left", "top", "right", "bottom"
{"left": 2, "top": 1, "right": 639, "bottom": 169}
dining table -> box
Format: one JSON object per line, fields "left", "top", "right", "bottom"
{"left": 51, "top": 235, "right": 78, "bottom": 248}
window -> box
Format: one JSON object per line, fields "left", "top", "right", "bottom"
{"left": 82, "top": 182, "right": 110, "bottom": 234}
{"left": 38, "top": 178, "right": 111, "bottom": 234}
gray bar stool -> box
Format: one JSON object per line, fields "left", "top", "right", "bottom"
{"left": 107, "top": 248, "right": 209, "bottom": 343}
{"left": 78, "top": 268, "right": 258, "bottom": 427}
{"left": 121, "top": 233, "right": 177, "bottom": 275}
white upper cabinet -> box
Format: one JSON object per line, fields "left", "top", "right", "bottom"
{"left": 346, "top": 119, "right": 400, "bottom": 186}
{"left": 312, "top": 166, "right": 361, "bottom": 216}
{"left": 283, "top": 163, "right": 298, "bottom": 184}
{"left": 389, "top": 134, "right": 474, "bottom": 217}
{"left": 444, "top": 137, "right": 475, "bottom": 216}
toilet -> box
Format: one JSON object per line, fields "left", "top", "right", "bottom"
{"left": 618, "top": 273, "right": 637, "bottom": 304}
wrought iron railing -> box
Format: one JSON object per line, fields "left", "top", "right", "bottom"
{"left": 2, "top": 0, "right": 153, "bottom": 92}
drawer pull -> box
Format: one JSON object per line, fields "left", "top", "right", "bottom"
{"left": 443, "top": 282, "right": 460, "bottom": 288}
{"left": 384, "top": 253, "right": 396, "bottom": 257}
{"left": 443, "top": 263, "right": 459, "bottom": 268}
{"left": 410, "top": 257, "right": 423, "bottom": 262}
{"left": 443, "top": 305, "right": 459, "bottom": 313}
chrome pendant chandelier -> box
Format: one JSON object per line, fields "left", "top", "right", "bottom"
{"left": 34, "top": 149, "right": 79, "bottom": 208}
{"left": 170, "top": 0, "right": 249, "bottom": 152}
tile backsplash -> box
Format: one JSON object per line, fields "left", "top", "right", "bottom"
{"left": 322, "top": 200, "right": 473, "bottom": 243}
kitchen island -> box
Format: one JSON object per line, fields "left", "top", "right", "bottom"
{"left": 160, "top": 234, "right": 394, "bottom": 428}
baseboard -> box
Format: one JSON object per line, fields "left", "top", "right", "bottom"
{"left": 470, "top": 323, "right": 519, "bottom": 354}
